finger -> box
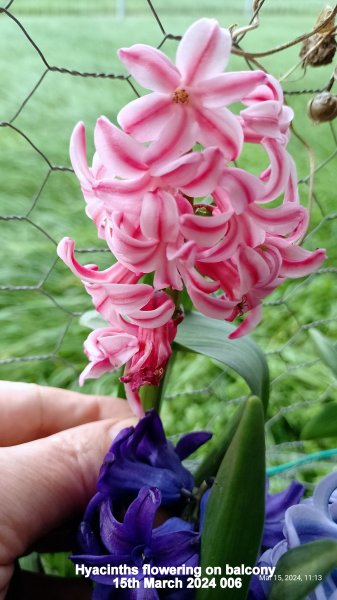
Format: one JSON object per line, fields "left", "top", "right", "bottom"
{"left": 0, "top": 416, "right": 137, "bottom": 598}
{"left": 0, "top": 381, "right": 133, "bottom": 446}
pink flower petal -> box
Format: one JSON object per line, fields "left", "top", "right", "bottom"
{"left": 57, "top": 237, "right": 139, "bottom": 284}
{"left": 180, "top": 146, "right": 225, "bottom": 196}
{"left": 248, "top": 204, "right": 307, "bottom": 236}
{"left": 176, "top": 18, "right": 231, "bottom": 85}
{"left": 153, "top": 152, "right": 202, "bottom": 188}
{"left": 280, "top": 246, "right": 326, "bottom": 278}
{"left": 144, "top": 110, "right": 197, "bottom": 168}
{"left": 118, "top": 44, "right": 180, "bottom": 92}
{"left": 258, "top": 140, "right": 290, "bottom": 202}
{"left": 70, "top": 122, "right": 94, "bottom": 189}
{"left": 236, "top": 245, "right": 271, "bottom": 293}
{"left": 180, "top": 211, "right": 231, "bottom": 246}
{"left": 195, "top": 106, "right": 243, "bottom": 161}
{"left": 140, "top": 191, "right": 179, "bottom": 243}
{"left": 219, "top": 168, "right": 265, "bottom": 214}
{"left": 117, "top": 93, "right": 174, "bottom": 142}
{"left": 128, "top": 296, "right": 175, "bottom": 328}
{"left": 228, "top": 304, "right": 262, "bottom": 339}
{"left": 95, "top": 173, "right": 151, "bottom": 209}
{"left": 94, "top": 116, "right": 147, "bottom": 178}
{"left": 241, "top": 100, "right": 290, "bottom": 142}
{"left": 85, "top": 282, "right": 154, "bottom": 318}
{"left": 124, "top": 382, "right": 145, "bottom": 418}
{"left": 195, "top": 70, "right": 267, "bottom": 108}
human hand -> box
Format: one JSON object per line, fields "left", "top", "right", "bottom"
{"left": 0, "top": 381, "right": 136, "bottom": 599}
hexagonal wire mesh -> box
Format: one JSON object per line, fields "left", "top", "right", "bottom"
{"left": 0, "top": 0, "right": 337, "bottom": 487}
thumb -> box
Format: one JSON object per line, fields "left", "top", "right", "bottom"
{"left": 0, "top": 417, "right": 137, "bottom": 565}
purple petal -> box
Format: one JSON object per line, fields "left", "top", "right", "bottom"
{"left": 175, "top": 431, "right": 212, "bottom": 460}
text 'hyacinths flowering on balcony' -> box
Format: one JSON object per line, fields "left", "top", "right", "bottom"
{"left": 57, "top": 16, "right": 325, "bottom": 415}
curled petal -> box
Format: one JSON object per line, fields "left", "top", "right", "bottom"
{"left": 95, "top": 173, "right": 151, "bottom": 209}
{"left": 280, "top": 246, "right": 326, "bottom": 278}
{"left": 180, "top": 146, "right": 225, "bottom": 196}
{"left": 175, "top": 431, "right": 212, "bottom": 461}
{"left": 236, "top": 245, "right": 272, "bottom": 293}
{"left": 259, "top": 140, "right": 290, "bottom": 202}
{"left": 118, "top": 45, "right": 180, "bottom": 92}
{"left": 180, "top": 212, "right": 231, "bottom": 246}
{"left": 154, "top": 152, "right": 202, "bottom": 188}
{"left": 94, "top": 116, "right": 147, "bottom": 178}
{"left": 195, "top": 106, "right": 244, "bottom": 161}
{"left": 195, "top": 70, "right": 267, "bottom": 108}
{"left": 248, "top": 203, "right": 307, "bottom": 236}
{"left": 57, "top": 237, "right": 139, "bottom": 284}
{"left": 176, "top": 18, "right": 232, "bottom": 84}
{"left": 128, "top": 295, "right": 175, "bottom": 328}
{"left": 145, "top": 110, "right": 197, "bottom": 168}
{"left": 117, "top": 93, "right": 174, "bottom": 142}
{"left": 70, "top": 122, "right": 94, "bottom": 189}
{"left": 85, "top": 282, "right": 154, "bottom": 319}
{"left": 228, "top": 304, "right": 262, "bottom": 339}
{"left": 140, "top": 191, "right": 179, "bottom": 243}
{"left": 124, "top": 382, "right": 144, "bottom": 418}
{"left": 241, "top": 101, "right": 286, "bottom": 141}
{"left": 219, "top": 168, "right": 266, "bottom": 214}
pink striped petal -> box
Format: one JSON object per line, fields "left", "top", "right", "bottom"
{"left": 94, "top": 116, "right": 147, "bottom": 178}
{"left": 180, "top": 147, "right": 224, "bottom": 196}
{"left": 118, "top": 44, "right": 180, "bottom": 92}
{"left": 228, "top": 304, "right": 262, "bottom": 339}
{"left": 280, "top": 246, "right": 326, "bottom": 278}
{"left": 180, "top": 212, "right": 231, "bottom": 246}
{"left": 219, "top": 168, "right": 265, "bottom": 214}
{"left": 195, "top": 106, "right": 243, "bottom": 161}
{"left": 140, "top": 191, "right": 179, "bottom": 243}
{"left": 285, "top": 154, "right": 299, "bottom": 203}
{"left": 144, "top": 110, "right": 197, "bottom": 168}
{"left": 117, "top": 93, "right": 174, "bottom": 142}
{"left": 195, "top": 70, "right": 267, "bottom": 108}
{"left": 197, "top": 218, "right": 240, "bottom": 262}
{"left": 242, "top": 75, "right": 283, "bottom": 105}
{"left": 153, "top": 152, "right": 202, "bottom": 187}
{"left": 185, "top": 281, "right": 236, "bottom": 320}
{"left": 124, "top": 382, "right": 144, "bottom": 418}
{"left": 241, "top": 101, "right": 288, "bottom": 141}
{"left": 236, "top": 245, "right": 271, "bottom": 293}
{"left": 176, "top": 18, "right": 231, "bottom": 85}
{"left": 70, "top": 122, "right": 94, "bottom": 189}
{"left": 248, "top": 204, "right": 307, "bottom": 235}
{"left": 85, "top": 282, "right": 154, "bottom": 318}
{"left": 258, "top": 140, "right": 290, "bottom": 202}
{"left": 128, "top": 296, "right": 175, "bottom": 328}
{"left": 79, "top": 359, "right": 112, "bottom": 386}
{"left": 57, "top": 237, "right": 139, "bottom": 284}
{"left": 94, "top": 173, "right": 151, "bottom": 210}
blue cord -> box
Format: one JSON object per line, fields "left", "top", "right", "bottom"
{"left": 267, "top": 448, "right": 337, "bottom": 477}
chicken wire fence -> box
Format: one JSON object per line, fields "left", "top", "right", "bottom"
{"left": 0, "top": 0, "right": 337, "bottom": 486}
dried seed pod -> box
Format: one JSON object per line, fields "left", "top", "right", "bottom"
{"left": 308, "top": 92, "right": 337, "bottom": 122}
{"left": 300, "top": 6, "right": 336, "bottom": 67}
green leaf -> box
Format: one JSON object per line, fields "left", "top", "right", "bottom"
{"left": 79, "top": 310, "right": 108, "bottom": 330}
{"left": 175, "top": 312, "right": 269, "bottom": 412}
{"left": 198, "top": 397, "right": 265, "bottom": 600}
{"left": 194, "top": 403, "right": 245, "bottom": 486}
{"left": 301, "top": 402, "right": 337, "bottom": 439}
{"left": 270, "top": 539, "right": 337, "bottom": 600}
{"left": 310, "top": 329, "right": 337, "bottom": 379}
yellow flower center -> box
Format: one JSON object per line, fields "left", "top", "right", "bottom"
{"left": 172, "top": 88, "right": 189, "bottom": 104}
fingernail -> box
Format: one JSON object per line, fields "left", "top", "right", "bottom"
{"left": 109, "top": 417, "right": 138, "bottom": 440}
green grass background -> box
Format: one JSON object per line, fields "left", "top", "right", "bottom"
{"left": 0, "top": 0, "right": 337, "bottom": 481}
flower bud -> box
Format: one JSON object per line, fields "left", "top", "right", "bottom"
{"left": 308, "top": 91, "right": 337, "bottom": 122}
